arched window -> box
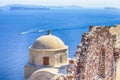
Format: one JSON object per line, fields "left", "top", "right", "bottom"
{"left": 60, "top": 55, "right": 63, "bottom": 63}
{"left": 98, "top": 46, "right": 105, "bottom": 78}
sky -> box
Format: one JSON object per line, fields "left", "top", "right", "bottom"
{"left": 0, "top": 0, "right": 120, "bottom": 8}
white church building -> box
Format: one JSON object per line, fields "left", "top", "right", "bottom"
{"left": 24, "top": 31, "right": 68, "bottom": 80}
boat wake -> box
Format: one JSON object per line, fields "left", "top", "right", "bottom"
{"left": 19, "top": 29, "right": 45, "bottom": 35}
{"left": 19, "top": 25, "right": 87, "bottom": 35}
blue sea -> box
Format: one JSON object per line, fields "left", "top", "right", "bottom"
{"left": 0, "top": 9, "right": 120, "bottom": 80}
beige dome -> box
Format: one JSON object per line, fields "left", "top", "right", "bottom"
{"left": 31, "top": 34, "right": 66, "bottom": 49}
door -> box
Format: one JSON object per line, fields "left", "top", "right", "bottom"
{"left": 43, "top": 57, "right": 49, "bottom": 65}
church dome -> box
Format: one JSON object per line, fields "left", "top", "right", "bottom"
{"left": 31, "top": 34, "right": 66, "bottom": 49}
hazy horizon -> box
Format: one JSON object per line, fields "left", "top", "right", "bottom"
{"left": 0, "top": 0, "right": 120, "bottom": 8}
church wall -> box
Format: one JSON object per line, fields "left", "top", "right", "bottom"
{"left": 54, "top": 49, "right": 68, "bottom": 67}
{"left": 37, "top": 51, "right": 55, "bottom": 66}
{"left": 29, "top": 49, "right": 34, "bottom": 64}
{"left": 29, "top": 48, "right": 56, "bottom": 66}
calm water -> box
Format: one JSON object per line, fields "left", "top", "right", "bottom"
{"left": 0, "top": 9, "right": 120, "bottom": 80}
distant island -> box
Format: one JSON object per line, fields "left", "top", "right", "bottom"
{"left": 47, "top": 6, "right": 82, "bottom": 9}
{"left": 10, "top": 6, "right": 50, "bottom": 10}
{"left": 0, "top": 4, "right": 82, "bottom": 11}
{"left": 104, "top": 7, "right": 118, "bottom": 10}
{"left": 0, "top": 4, "right": 50, "bottom": 10}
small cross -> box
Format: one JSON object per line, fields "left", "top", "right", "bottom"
{"left": 47, "top": 30, "right": 51, "bottom": 35}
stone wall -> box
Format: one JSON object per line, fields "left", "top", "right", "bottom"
{"left": 74, "top": 26, "right": 119, "bottom": 80}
